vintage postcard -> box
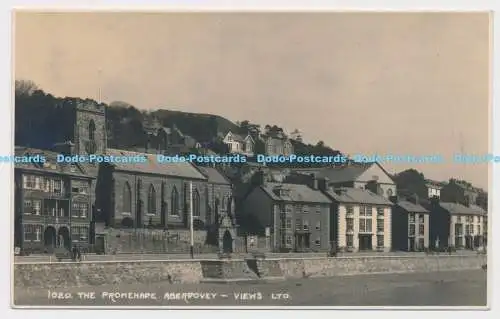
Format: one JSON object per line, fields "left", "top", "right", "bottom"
{"left": 11, "top": 10, "right": 490, "bottom": 309}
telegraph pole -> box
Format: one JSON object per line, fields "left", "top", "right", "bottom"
{"left": 189, "top": 181, "right": 194, "bottom": 258}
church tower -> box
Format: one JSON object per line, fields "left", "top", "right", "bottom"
{"left": 74, "top": 100, "right": 107, "bottom": 156}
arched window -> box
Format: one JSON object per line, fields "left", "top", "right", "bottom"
{"left": 222, "top": 197, "right": 227, "bottom": 212}
{"left": 148, "top": 184, "right": 156, "bottom": 215}
{"left": 122, "top": 182, "right": 132, "bottom": 214}
{"left": 193, "top": 189, "right": 200, "bottom": 217}
{"left": 88, "top": 120, "right": 96, "bottom": 141}
{"left": 171, "top": 186, "right": 179, "bottom": 216}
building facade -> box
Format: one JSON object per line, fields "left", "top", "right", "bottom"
{"left": 428, "top": 199, "right": 487, "bottom": 250}
{"left": 322, "top": 186, "right": 392, "bottom": 252}
{"left": 222, "top": 131, "right": 254, "bottom": 156}
{"left": 242, "top": 181, "right": 332, "bottom": 252}
{"left": 390, "top": 196, "right": 430, "bottom": 251}
{"left": 14, "top": 148, "right": 94, "bottom": 253}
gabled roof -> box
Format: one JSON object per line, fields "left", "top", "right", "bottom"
{"left": 314, "top": 162, "right": 395, "bottom": 184}
{"left": 224, "top": 131, "right": 246, "bottom": 142}
{"left": 259, "top": 182, "right": 331, "bottom": 204}
{"left": 197, "top": 167, "right": 231, "bottom": 185}
{"left": 439, "top": 202, "right": 486, "bottom": 216}
{"left": 396, "top": 200, "right": 429, "bottom": 213}
{"left": 106, "top": 148, "right": 207, "bottom": 180}
{"left": 14, "top": 147, "right": 90, "bottom": 178}
{"left": 325, "top": 187, "right": 392, "bottom": 206}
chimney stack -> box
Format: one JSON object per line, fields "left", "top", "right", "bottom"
{"left": 318, "top": 177, "right": 329, "bottom": 191}
{"left": 309, "top": 173, "right": 318, "bottom": 190}
{"left": 389, "top": 195, "right": 399, "bottom": 204}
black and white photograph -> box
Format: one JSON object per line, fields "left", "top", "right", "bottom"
{"left": 10, "top": 9, "right": 492, "bottom": 309}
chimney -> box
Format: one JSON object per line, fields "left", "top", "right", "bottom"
{"left": 253, "top": 169, "right": 265, "bottom": 186}
{"left": 334, "top": 187, "right": 347, "bottom": 196}
{"left": 410, "top": 193, "right": 419, "bottom": 205}
{"left": 318, "top": 177, "right": 329, "bottom": 191}
{"left": 389, "top": 195, "right": 399, "bottom": 204}
{"left": 309, "top": 173, "right": 318, "bottom": 190}
{"left": 52, "top": 141, "right": 75, "bottom": 156}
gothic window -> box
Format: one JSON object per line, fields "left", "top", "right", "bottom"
{"left": 148, "top": 184, "right": 156, "bottom": 215}
{"left": 193, "top": 189, "right": 200, "bottom": 217}
{"left": 171, "top": 187, "right": 179, "bottom": 216}
{"left": 89, "top": 120, "right": 96, "bottom": 141}
{"left": 122, "top": 182, "right": 132, "bottom": 214}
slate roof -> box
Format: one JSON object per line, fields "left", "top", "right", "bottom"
{"left": 325, "top": 187, "right": 392, "bottom": 206}
{"left": 260, "top": 182, "right": 332, "bottom": 204}
{"left": 439, "top": 202, "right": 487, "bottom": 216}
{"left": 396, "top": 200, "right": 429, "bottom": 213}
{"left": 314, "top": 164, "right": 374, "bottom": 183}
{"left": 106, "top": 148, "right": 207, "bottom": 180}
{"left": 13, "top": 147, "right": 89, "bottom": 178}
{"left": 197, "top": 167, "right": 231, "bottom": 185}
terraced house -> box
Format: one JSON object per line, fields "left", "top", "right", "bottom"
{"left": 242, "top": 177, "right": 332, "bottom": 252}
{"left": 14, "top": 147, "right": 94, "bottom": 253}
{"left": 390, "top": 196, "right": 430, "bottom": 251}
{"left": 321, "top": 185, "right": 393, "bottom": 252}
{"left": 428, "top": 198, "right": 487, "bottom": 250}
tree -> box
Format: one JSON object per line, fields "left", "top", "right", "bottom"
{"left": 15, "top": 79, "right": 38, "bottom": 97}
{"left": 393, "top": 169, "right": 428, "bottom": 199}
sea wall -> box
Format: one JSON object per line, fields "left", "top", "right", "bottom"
{"left": 14, "top": 254, "right": 486, "bottom": 289}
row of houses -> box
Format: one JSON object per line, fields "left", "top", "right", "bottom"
{"left": 240, "top": 165, "right": 487, "bottom": 253}
{"left": 13, "top": 100, "right": 488, "bottom": 254}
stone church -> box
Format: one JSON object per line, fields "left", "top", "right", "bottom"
{"left": 45, "top": 100, "right": 237, "bottom": 253}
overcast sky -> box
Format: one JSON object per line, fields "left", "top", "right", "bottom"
{"left": 14, "top": 11, "right": 491, "bottom": 189}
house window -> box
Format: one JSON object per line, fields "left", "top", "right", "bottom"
{"left": 346, "top": 218, "right": 354, "bottom": 232}
{"left": 72, "top": 203, "right": 88, "bottom": 218}
{"left": 465, "top": 225, "right": 470, "bottom": 235}
{"left": 23, "top": 175, "right": 36, "bottom": 189}
{"left": 285, "top": 218, "right": 292, "bottom": 229}
{"left": 315, "top": 239, "right": 321, "bottom": 246}
{"left": 418, "top": 214, "right": 425, "bottom": 223}
{"left": 295, "top": 204, "right": 302, "bottom": 213}
{"left": 23, "top": 225, "right": 42, "bottom": 242}
{"left": 285, "top": 205, "right": 293, "bottom": 214}
{"left": 303, "top": 205, "right": 309, "bottom": 214}
{"left": 377, "top": 235, "right": 384, "bottom": 248}
{"left": 477, "top": 225, "right": 481, "bottom": 234}
{"left": 409, "top": 213, "right": 416, "bottom": 223}
{"left": 359, "top": 218, "right": 372, "bottom": 233}
{"left": 365, "top": 206, "right": 372, "bottom": 216}
{"left": 315, "top": 205, "right": 321, "bottom": 213}
{"left": 303, "top": 220, "right": 309, "bottom": 231}
{"left": 282, "top": 235, "right": 292, "bottom": 246}
{"left": 346, "top": 205, "right": 354, "bottom": 215}
{"left": 457, "top": 216, "right": 462, "bottom": 223}
{"left": 419, "top": 224, "right": 425, "bottom": 235}
{"left": 72, "top": 187, "right": 79, "bottom": 193}
{"left": 315, "top": 221, "right": 321, "bottom": 231}
{"left": 295, "top": 219, "right": 301, "bottom": 231}
{"left": 409, "top": 224, "right": 416, "bottom": 236}
{"left": 346, "top": 234, "right": 354, "bottom": 248}
{"left": 71, "top": 226, "right": 89, "bottom": 242}
{"left": 286, "top": 235, "right": 292, "bottom": 246}
{"left": 377, "top": 207, "right": 384, "bottom": 217}
{"left": 377, "top": 221, "right": 384, "bottom": 232}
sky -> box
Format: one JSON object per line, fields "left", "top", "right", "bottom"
{"left": 13, "top": 11, "right": 491, "bottom": 189}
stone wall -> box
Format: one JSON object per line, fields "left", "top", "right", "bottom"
{"left": 14, "top": 254, "right": 486, "bottom": 289}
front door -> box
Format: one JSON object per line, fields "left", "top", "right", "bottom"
{"left": 409, "top": 238, "right": 415, "bottom": 251}
{"left": 359, "top": 234, "right": 372, "bottom": 251}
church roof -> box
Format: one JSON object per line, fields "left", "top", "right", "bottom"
{"left": 106, "top": 148, "right": 207, "bottom": 180}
